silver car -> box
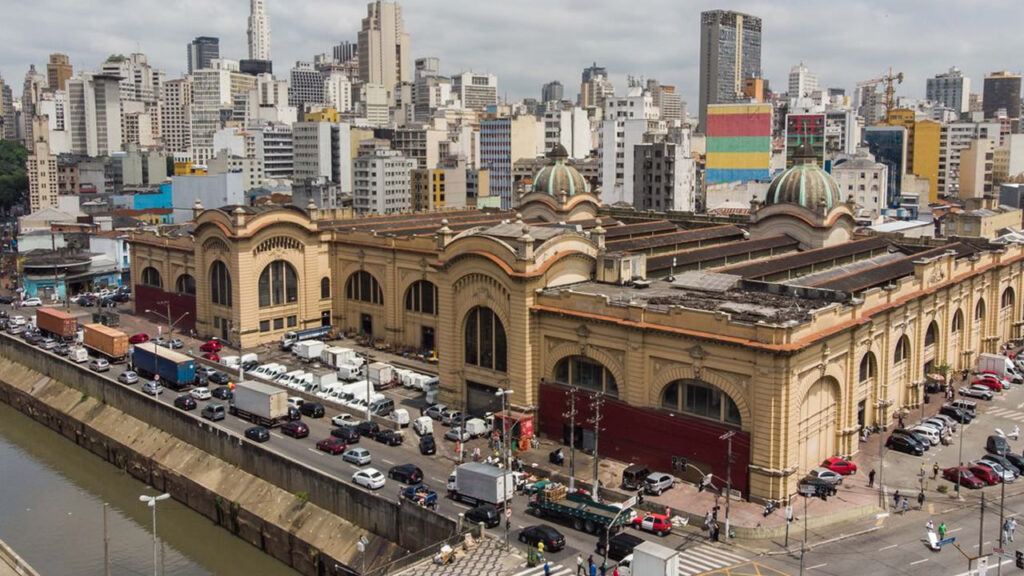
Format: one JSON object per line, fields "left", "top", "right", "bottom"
{"left": 117, "top": 371, "right": 139, "bottom": 385}
{"left": 343, "top": 447, "right": 372, "bottom": 466}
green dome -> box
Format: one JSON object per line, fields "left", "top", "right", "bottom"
{"left": 764, "top": 145, "right": 842, "bottom": 211}
{"left": 532, "top": 144, "right": 590, "bottom": 197}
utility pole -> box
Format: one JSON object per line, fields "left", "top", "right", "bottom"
{"left": 589, "top": 393, "right": 604, "bottom": 501}
{"left": 800, "top": 494, "right": 808, "bottom": 576}
{"left": 103, "top": 502, "right": 110, "bottom": 576}
{"left": 785, "top": 494, "right": 793, "bottom": 548}
{"left": 877, "top": 399, "right": 891, "bottom": 508}
{"left": 720, "top": 430, "right": 735, "bottom": 540}
{"left": 1000, "top": 474, "right": 1006, "bottom": 576}
{"left": 563, "top": 386, "right": 578, "bottom": 491}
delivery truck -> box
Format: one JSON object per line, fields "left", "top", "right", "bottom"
{"left": 446, "top": 463, "right": 515, "bottom": 508}
{"left": 979, "top": 352, "right": 1023, "bottom": 383}
{"left": 367, "top": 362, "right": 396, "bottom": 390}
{"left": 338, "top": 363, "right": 364, "bottom": 381}
{"left": 630, "top": 541, "right": 680, "bottom": 576}
{"left": 82, "top": 323, "right": 129, "bottom": 362}
{"left": 229, "top": 380, "right": 290, "bottom": 427}
{"left": 132, "top": 342, "right": 197, "bottom": 390}
{"left": 35, "top": 308, "right": 77, "bottom": 340}
{"left": 527, "top": 481, "right": 628, "bottom": 534}
{"left": 279, "top": 325, "right": 331, "bottom": 350}
{"left": 294, "top": 340, "right": 326, "bottom": 362}
{"left": 322, "top": 346, "right": 360, "bottom": 368}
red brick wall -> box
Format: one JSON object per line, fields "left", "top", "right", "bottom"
{"left": 133, "top": 284, "right": 197, "bottom": 333}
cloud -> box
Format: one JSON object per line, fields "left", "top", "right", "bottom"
{"left": 1, "top": 0, "right": 1021, "bottom": 112}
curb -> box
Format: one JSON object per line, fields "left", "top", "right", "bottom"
{"left": 755, "top": 524, "right": 886, "bottom": 557}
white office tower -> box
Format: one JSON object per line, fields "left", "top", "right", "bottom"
{"left": 354, "top": 149, "right": 415, "bottom": 215}
{"left": 323, "top": 72, "right": 353, "bottom": 113}
{"left": 67, "top": 72, "right": 123, "bottom": 157}
{"left": 161, "top": 78, "right": 193, "bottom": 155}
{"left": 788, "top": 63, "right": 818, "bottom": 99}
{"left": 927, "top": 67, "right": 970, "bottom": 115}
{"left": 248, "top": 0, "right": 271, "bottom": 61}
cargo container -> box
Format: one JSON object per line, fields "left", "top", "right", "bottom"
{"left": 36, "top": 308, "right": 77, "bottom": 340}
{"left": 294, "top": 340, "right": 326, "bottom": 362}
{"left": 83, "top": 323, "right": 128, "bottom": 362}
{"left": 279, "top": 325, "right": 331, "bottom": 350}
{"left": 132, "top": 342, "right": 197, "bottom": 390}
{"left": 446, "top": 463, "right": 515, "bottom": 508}
{"left": 230, "top": 380, "right": 290, "bottom": 427}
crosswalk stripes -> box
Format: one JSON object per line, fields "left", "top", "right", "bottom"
{"left": 511, "top": 563, "right": 572, "bottom": 576}
{"left": 677, "top": 544, "right": 748, "bottom": 576}
{"left": 986, "top": 407, "right": 1024, "bottom": 420}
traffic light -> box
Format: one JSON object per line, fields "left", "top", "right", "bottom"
{"left": 1016, "top": 550, "right": 1023, "bottom": 569}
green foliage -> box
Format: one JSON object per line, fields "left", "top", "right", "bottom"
{"left": 295, "top": 490, "right": 310, "bottom": 507}
{"left": 0, "top": 140, "right": 28, "bottom": 210}
{"left": 106, "top": 54, "right": 127, "bottom": 63}
{"left": 937, "top": 484, "right": 949, "bottom": 494}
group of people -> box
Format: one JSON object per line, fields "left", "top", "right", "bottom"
{"left": 925, "top": 519, "right": 949, "bottom": 540}
{"left": 572, "top": 553, "right": 618, "bottom": 576}
{"left": 704, "top": 506, "right": 722, "bottom": 541}
{"left": 890, "top": 489, "right": 926, "bottom": 514}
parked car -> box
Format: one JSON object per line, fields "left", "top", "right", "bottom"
{"left": 199, "top": 340, "right": 222, "bottom": 353}
{"left": 631, "top": 513, "right": 673, "bottom": 537}
{"left": 979, "top": 454, "right": 1021, "bottom": 477}
{"left": 316, "top": 437, "right": 347, "bottom": 455}
{"left": 959, "top": 384, "right": 994, "bottom": 400}
{"left": 942, "top": 467, "right": 984, "bottom": 489}
{"left": 805, "top": 467, "right": 844, "bottom": 486}
{"left": 143, "top": 381, "right": 164, "bottom": 396}
{"left": 244, "top": 426, "right": 270, "bottom": 443}
{"left": 908, "top": 426, "right": 940, "bottom": 446}
{"left": 299, "top": 402, "right": 325, "bottom": 418}
{"left": 821, "top": 457, "right": 858, "bottom": 475}
{"left": 211, "top": 386, "right": 233, "bottom": 400}
{"left": 893, "top": 429, "right": 931, "bottom": 450}
{"left": 173, "top": 394, "right": 196, "bottom": 410}
{"left": 1004, "top": 453, "right": 1024, "bottom": 472}
{"left": 444, "top": 426, "right": 471, "bottom": 442}
{"left": 886, "top": 434, "right": 924, "bottom": 456}
{"left": 151, "top": 337, "right": 169, "bottom": 348}
{"left": 89, "top": 358, "right": 110, "bottom": 372}
{"left": 465, "top": 503, "right": 501, "bottom": 528}
{"left": 441, "top": 410, "right": 463, "bottom": 427}
{"left": 797, "top": 476, "right": 839, "bottom": 497}
{"left": 424, "top": 404, "right": 448, "bottom": 421}
{"left": 281, "top": 421, "right": 310, "bottom": 439}
{"left": 968, "top": 462, "right": 1006, "bottom": 485}
{"left": 644, "top": 472, "right": 674, "bottom": 495}
{"left": 20, "top": 297, "right": 42, "bottom": 307}
{"left": 419, "top": 434, "right": 436, "bottom": 455}
{"left": 987, "top": 435, "right": 1011, "bottom": 456}
{"left": 128, "top": 333, "right": 150, "bottom": 344}
{"left": 190, "top": 387, "right": 212, "bottom": 400}
{"left": 343, "top": 447, "right": 372, "bottom": 466}
{"left": 168, "top": 338, "right": 184, "bottom": 349}
{"left": 388, "top": 464, "right": 424, "bottom": 484}
{"left": 117, "top": 371, "right": 139, "bottom": 385}
{"left": 374, "top": 429, "right": 404, "bottom": 446}
{"left": 939, "top": 405, "right": 974, "bottom": 423}
{"left": 972, "top": 377, "right": 1004, "bottom": 392}
{"left": 331, "top": 425, "right": 361, "bottom": 444}
{"left": 519, "top": 525, "right": 566, "bottom": 552}
{"left": 352, "top": 468, "right": 386, "bottom": 490}
{"left": 202, "top": 352, "right": 220, "bottom": 363}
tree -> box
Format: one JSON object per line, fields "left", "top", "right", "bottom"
{"left": 0, "top": 140, "right": 28, "bottom": 211}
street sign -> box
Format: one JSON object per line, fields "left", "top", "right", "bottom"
{"left": 937, "top": 537, "right": 956, "bottom": 547}
{"left": 622, "top": 495, "right": 638, "bottom": 509}
{"left": 505, "top": 506, "right": 512, "bottom": 519}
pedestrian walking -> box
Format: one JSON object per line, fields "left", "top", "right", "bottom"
{"left": 900, "top": 496, "right": 909, "bottom": 514}
{"left": 1005, "top": 520, "right": 1012, "bottom": 544}
{"left": 711, "top": 521, "right": 720, "bottom": 542}
{"left": 939, "top": 522, "right": 947, "bottom": 539}
{"left": 577, "top": 554, "right": 585, "bottom": 576}
{"left": 704, "top": 510, "right": 712, "bottom": 530}
{"left": 538, "top": 541, "right": 544, "bottom": 554}
{"left": 1011, "top": 518, "right": 1017, "bottom": 542}
{"left": 589, "top": 564, "right": 597, "bottom": 576}
{"left": 893, "top": 490, "right": 901, "bottom": 509}
{"left": 933, "top": 463, "right": 940, "bottom": 479}
{"left": 599, "top": 564, "right": 607, "bottom": 576}
{"left": 917, "top": 491, "right": 925, "bottom": 510}
{"left": 612, "top": 567, "right": 620, "bottom": 576}
{"left": 926, "top": 519, "right": 935, "bottom": 533}
{"left": 868, "top": 469, "right": 876, "bottom": 487}
{"left": 544, "top": 561, "right": 551, "bottom": 576}
{"left": 898, "top": 414, "right": 905, "bottom": 429}
{"left": 588, "top": 555, "right": 594, "bottom": 571}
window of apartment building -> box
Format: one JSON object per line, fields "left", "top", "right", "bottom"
{"left": 260, "top": 320, "right": 270, "bottom": 332}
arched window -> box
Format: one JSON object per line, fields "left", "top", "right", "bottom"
{"left": 345, "top": 271, "right": 383, "bottom": 304}
{"left": 894, "top": 335, "right": 910, "bottom": 364}
{"left": 951, "top": 309, "right": 964, "bottom": 333}
{"left": 210, "top": 261, "right": 232, "bottom": 306}
{"left": 1002, "top": 287, "right": 1015, "bottom": 309}
{"left": 405, "top": 280, "right": 438, "bottom": 315}
{"left": 925, "top": 321, "right": 938, "bottom": 347}
{"left": 321, "top": 277, "right": 331, "bottom": 300}
{"left": 661, "top": 379, "right": 741, "bottom": 426}
{"left": 976, "top": 299, "right": 986, "bottom": 320}
{"left": 140, "top": 267, "right": 162, "bottom": 288}
{"left": 859, "top": 352, "right": 877, "bottom": 383}
{"left": 175, "top": 274, "right": 196, "bottom": 296}
{"left": 258, "top": 260, "right": 298, "bottom": 307}
{"left": 554, "top": 356, "right": 618, "bottom": 397}
{"left": 464, "top": 306, "right": 507, "bottom": 372}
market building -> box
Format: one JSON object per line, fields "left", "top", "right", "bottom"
{"left": 128, "top": 144, "right": 1024, "bottom": 501}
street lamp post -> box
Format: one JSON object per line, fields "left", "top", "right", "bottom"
{"left": 720, "top": 430, "right": 736, "bottom": 540}
{"left": 563, "top": 386, "right": 579, "bottom": 491}
{"left": 876, "top": 399, "right": 891, "bottom": 508}
{"left": 495, "top": 387, "right": 513, "bottom": 551}
{"left": 589, "top": 393, "right": 604, "bottom": 502}
{"left": 145, "top": 308, "right": 190, "bottom": 336}
{"left": 139, "top": 493, "right": 170, "bottom": 576}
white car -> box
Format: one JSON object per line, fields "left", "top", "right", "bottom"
{"left": 332, "top": 413, "right": 358, "bottom": 427}
{"left": 909, "top": 426, "right": 940, "bottom": 446}
{"left": 343, "top": 447, "right": 372, "bottom": 466}
{"left": 352, "top": 468, "right": 386, "bottom": 490}
{"left": 190, "top": 387, "right": 212, "bottom": 401}
{"left": 20, "top": 297, "right": 42, "bottom": 307}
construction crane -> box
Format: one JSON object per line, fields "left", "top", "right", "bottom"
{"left": 856, "top": 67, "right": 905, "bottom": 117}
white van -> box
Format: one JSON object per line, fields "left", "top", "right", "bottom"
{"left": 219, "top": 355, "right": 240, "bottom": 368}
{"left": 68, "top": 347, "right": 89, "bottom": 363}
{"left": 464, "top": 418, "right": 489, "bottom": 438}
{"left": 413, "top": 416, "right": 434, "bottom": 436}
{"left": 391, "top": 408, "right": 410, "bottom": 427}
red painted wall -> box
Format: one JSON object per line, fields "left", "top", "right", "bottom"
{"left": 133, "top": 284, "right": 197, "bottom": 333}
{"left": 538, "top": 382, "right": 750, "bottom": 496}
{"left": 706, "top": 113, "right": 772, "bottom": 137}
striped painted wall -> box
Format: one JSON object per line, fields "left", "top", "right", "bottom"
{"left": 706, "top": 103, "right": 773, "bottom": 184}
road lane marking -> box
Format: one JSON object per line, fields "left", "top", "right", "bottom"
{"left": 879, "top": 544, "right": 898, "bottom": 551}
{"left": 910, "top": 559, "right": 928, "bottom": 565}
{"left": 806, "top": 563, "right": 827, "bottom": 570}
{"left": 381, "top": 458, "right": 395, "bottom": 465}
{"left": 949, "top": 527, "right": 963, "bottom": 533}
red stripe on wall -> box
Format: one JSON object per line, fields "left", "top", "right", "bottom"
{"left": 706, "top": 113, "right": 772, "bottom": 138}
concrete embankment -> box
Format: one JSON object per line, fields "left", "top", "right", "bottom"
{"left": 0, "top": 334, "right": 457, "bottom": 574}
{"left": 0, "top": 537, "right": 41, "bottom": 576}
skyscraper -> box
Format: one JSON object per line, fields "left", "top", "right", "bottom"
{"left": 27, "top": 115, "right": 58, "bottom": 212}
{"left": 698, "top": 10, "right": 762, "bottom": 132}
{"left": 579, "top": 63, "right": 613, "bottom": 109}
{"left": 788, "top": 62, "right": 818, "bottom": 99}
{"left": 187, "top": 36, "right": 220, "bottom": 74}
{"left": 358, "top": 0, "right": 411, "bottom": 102}
{"left": 248, "top": 0, "right": 271, "bottom": 61}
{"left": 926, "top": 67, "right": 969, "bottom": 114}
{"left": 541, "top": 80, "right": 563, "bottom": 103}
{"left": 47, "top": 53, "right": 73, "bottom": 92}
{"left": 983, "top": 71, "right": 1022, "bottom": 121}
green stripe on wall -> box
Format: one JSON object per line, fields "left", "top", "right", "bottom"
{"left": 706, "top": 137, "right": 772, "bottom": 154}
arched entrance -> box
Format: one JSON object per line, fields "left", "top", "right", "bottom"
{"left": 797, "top": 378, "right": 840, "bottom": 473}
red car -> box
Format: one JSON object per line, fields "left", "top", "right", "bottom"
{"left": 316, "top": 437, "right": 347, "bottom": 454}
{"left": 972, "top": 377, "right": 1004, "bottom": 392}
{"left": 281, "top": 421, "right": 310, "bottom": 439}
{"left": 942, "top": 467, "right": 984, "bottom": 489}
{"left": 202, "top": 352, "right": 220, "bottom": 362}
{"left": 199, "top": 340, "right": 222, "bottom": 353}
{"left": 821, "top": 457, "right": 858, "bottom": 476}
{"left": 968, "top": 465, "right": 1001, "bottom": 485}
{"left": 128, "top": 333, "right": 150, "bottom": 344}
{"left": 631, "top": 513, "right": 673, "bottom": 536}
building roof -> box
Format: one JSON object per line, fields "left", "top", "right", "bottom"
{"left": 764, "top": 144, "right": 843, "bottom": 212}
{"left": 531, "top": 144, "right": 590, "bottom": 197}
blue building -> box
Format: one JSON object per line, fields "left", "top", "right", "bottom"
{"left": 864, "top": 127, "right": 907, "bottom": 208}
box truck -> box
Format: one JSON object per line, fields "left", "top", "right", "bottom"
{"left": 229, "top": 380, "right": 290, "bottom": 427}
{"left": 294, "top": 340, "right": 326, "bottom": 362}
{"left": 446, "top": 463, "right": 515, "bottom": 508}
{"left": 367, "top": 362, "right": 395, "bottom": 389}
{"left": 132, "top": 342, "right": 197, "bottom": 390}
{"left": 83, "top": 323, "right": 128, "bottom": 362}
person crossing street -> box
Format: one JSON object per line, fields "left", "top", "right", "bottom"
{"left": 939, "top": 522, "right": 948, "bottom": 540}
{"left": 577, "top": 554, "right": 585, "bottom": 576}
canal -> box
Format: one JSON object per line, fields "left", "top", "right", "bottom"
{"left": 0, "top": 401, "right": 298, "bottom": 575}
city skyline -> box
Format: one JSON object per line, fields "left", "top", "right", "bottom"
{"left": 1, "top": 0, "right": 1022, "bottom": 109}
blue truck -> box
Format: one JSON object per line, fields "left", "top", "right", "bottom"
{"left": 279, "top": 325, "right": 332, "bottom": 350}
{"left": 132, "top": 342, "right": 197, "bottom": 390}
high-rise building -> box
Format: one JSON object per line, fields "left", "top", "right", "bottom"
{"left": 543, "top": 108, "right": 591, "bottom": 159}
{"left": 632, "top": 141, "right": 696, "bottom": 212}
{"left": 249, "top": 122, "right": 294, "bottom": 180}
{"left": 412, "top": 58, "right": 450, "bottom": 122}
{"left": 67, "top": 72, "right": 124, "bottom": 157}
{"left": 579, "top": 63, "right": 614, "bottom": 109}
{"left": 292, "top": 121, "right": 351, "bottom": 187}
{"left": 0, "top": 77, "right": 15, "bottom": 140}
{"left": 353, "top": 149, "right": 415, "bottom": 215}
{"left": 698, "top": 10, "right": 763, "bottom": 132}
{"left": 983, "top": 71, "right": 1022, "bottom": 122}
{"left": 939, "top": 121, "right": 1000, "bottom": 196}
{"left": 864, "top": 126, "right": 908, "bottom": 206}
{"left": 248, "top": 0, "right": 271, "bottom": 61}
{"left": 541, "top": 81, "right": 563, "bottom": 103}
{"left": 187, "top": 36, "right": 220, "bottom": 74}
{"left": 161, "top": 78, "right": 193, "bottom": 154}
{"left": 333, "top": 41, "right": 358, "bottom": 64}
{"left": 21, "top": 65, "right": 46, "bottom": 145}
{"left": 994, "top": 134, "right": 1024, "bottom": 185}
{"left": 191, "top": 61, "right": 256, "bottom": 163}
{"left": 958, "top": 138, "right": 995, "bottom": 199}
{"left": 926, "top": 67, "right": 970, "bottom": 114}
{"left": 47, "top": 53, "right": 73, "bottom": 92}
{"left": 704, "top": 103, "right": 771, "bottom": 184}
{"left": 646, "top": 79, "right": 683, "bottom": 122}
{"left": 481, "top": 115, "right": 539, "bottom": 209}
{"left": 289, "top": 61, "right": 324, "bottom": 111}
{"left": 788, "top": 63, "right": 818, "bottom": 99}
{"left": 323, "top": 72, "right": 353, "bottom": 113}
{"left": 452, "top": 72, "right": 498, "bottom": 111}
{"left": 27, "top": 115, "right": 59, "bottom": 211}
{"left": 358, "top": 0, "right": 411, "bottom": 102}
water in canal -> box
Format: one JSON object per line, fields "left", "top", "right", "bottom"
{"left": 0, "top": 401, "right": 298, "bottom": 575}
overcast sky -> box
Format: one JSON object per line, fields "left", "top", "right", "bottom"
{"left": 2, "top": 0, "right": 1021, "bottom": 111}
